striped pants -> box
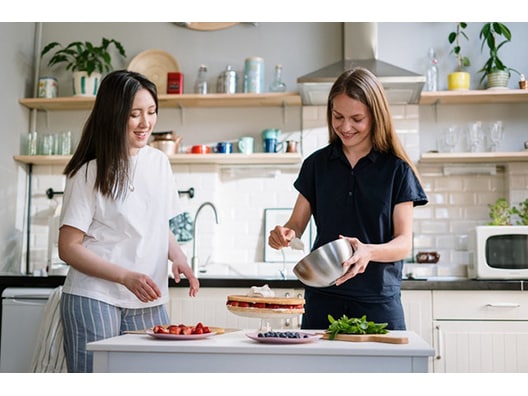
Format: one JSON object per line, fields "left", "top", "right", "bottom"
{"left": 60, "top": 292, "right": 169, "bottom": 373}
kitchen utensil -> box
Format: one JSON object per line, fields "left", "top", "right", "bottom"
{"left": 290, "top": 237, "right": 305, "bottom": 251}
{"left": 128, "top": 49, "right": 180, "bottom": 94}
{"left": 416, "top": 251, "right": 440, "bottom": 264}
{"left": 149, "top": 132, "right": 182, "bottom": 155}
{"left": 124, "top": 326, "right": 229, "bottom": 335}
{"left": 217, "top": 65, "right": 237, "bottom": 94}
{"left": 213, "top": 141, "right": 233, "bottom": 154}
{"left": 263, "top": 138, "right": 283, "bottom": 153}
{"left": 246, "top": 332, "right": 320, "bottom": 344}
{"left": 293, "top": 238, "right": 353, "bottom": 287}
{"left": 319, "top": 332, "right": 409, "bottom": 344}
{"left": 285, "top": 140, "right": 298, "bottom": 153}
{"left": 261, "top": 128, "right": 281, "bottom": 140}
{"left": 145, "top": 329, "right": 217, "bottom": 340}
{"left": 190, "top": 145, "right": 211, "bottom": 154}
{"left": 237, "top": 136, "right": 254, "bottom": 154}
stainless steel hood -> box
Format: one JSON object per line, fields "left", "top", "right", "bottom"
{"left": 298, "top": 23, "right": 425, "bottom": 105}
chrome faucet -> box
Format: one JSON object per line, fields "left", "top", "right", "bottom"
{"left": 191, "top": 202, "right": 219, "bottom": 277}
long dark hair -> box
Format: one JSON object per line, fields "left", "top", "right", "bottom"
{"left": 64, "top": 70, "right": 158, "bottom": 199}
{"left": 326, "top": 67, "right": 421, "bottom": 180}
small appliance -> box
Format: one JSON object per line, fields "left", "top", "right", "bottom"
{"left": 468, "top": 225, "right": 528, "bottom": 280}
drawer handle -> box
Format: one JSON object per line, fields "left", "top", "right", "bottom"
{"left": 485, "top": 303, "right": 521, "bottom": 308}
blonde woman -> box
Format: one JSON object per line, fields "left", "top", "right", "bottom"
{"left": 269, "top": 67, "right": 427, "bottom": 330}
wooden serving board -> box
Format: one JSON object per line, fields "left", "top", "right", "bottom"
{"left": 320, "top": 333, "right": 409, "bottom": 344}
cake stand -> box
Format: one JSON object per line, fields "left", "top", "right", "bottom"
{"left": 226, "top": 305, "right": 303, "bottom": 332}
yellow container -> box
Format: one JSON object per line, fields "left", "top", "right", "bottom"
{"left": 448, "top": 72, "right": 470, "bottom": 90}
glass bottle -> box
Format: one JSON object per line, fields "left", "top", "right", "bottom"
{"left": 194, "top": 64, "right": 208, "bottom": 94}
{"left": 425, "top": 48, "right": 439, "bottom": 92}
{"left": 269, "top": 64, "right": 287, "bottom": 92}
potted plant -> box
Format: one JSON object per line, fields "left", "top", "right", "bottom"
{"left": 447, "top": 22, "right": 471, "bottom": 90}
{"left": 487, "top": 198, "right": 514, "bottom": 225}
{"left": 478, "top": 22, "right": 519, "bottom": 89}
{"left": 40, "top": 37, "right": 126, "bottom": 96}
{"left": 512, "top": 198, "right": 528, "bottom": 225}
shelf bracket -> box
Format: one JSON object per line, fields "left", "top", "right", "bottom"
{"left": 178, "top": 103, "right": 185, "bottom": 124}
{"left": 281, "top": 100, "right": 288, "bottom": 125}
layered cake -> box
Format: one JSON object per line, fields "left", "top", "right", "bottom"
{"left": 226, "top": 285, "right": 305, "bottom": 316}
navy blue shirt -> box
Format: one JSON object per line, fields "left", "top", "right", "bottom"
{"left": 294, "top": 143, "right": 428, "bottom": 301}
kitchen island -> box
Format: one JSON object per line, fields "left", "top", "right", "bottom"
{"left": 87, "top": 330, "right": 433, "bottom": 373}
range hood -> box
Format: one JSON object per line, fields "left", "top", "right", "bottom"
{"left": 298, "top": 23, "right": 425, "bottom": 105}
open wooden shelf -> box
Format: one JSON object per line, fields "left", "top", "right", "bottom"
{"left": 19, "top": 92, "right": 302, "bottom": 111}
{"left": 419, "top": 151, "right": 528, "bottom": 164}
{"left": 14, "top": 153, "right": 303, "bottom": 166}
{"left": 420, "top": 90, "right": 528, "bottom": 105}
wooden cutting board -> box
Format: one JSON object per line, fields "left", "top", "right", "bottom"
{"left": 320, "top": 333, "right": 409, "bottom": 344}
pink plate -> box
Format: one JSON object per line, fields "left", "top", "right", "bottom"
{"left": 146, "top": 329, "right": 216, "bottom": 340}
{"left": 246, "top": 332, "right": 320, "bottom": 344}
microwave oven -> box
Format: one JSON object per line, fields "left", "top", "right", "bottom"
{"left": 468, "top": 225, "right": 528, "bottom": 280}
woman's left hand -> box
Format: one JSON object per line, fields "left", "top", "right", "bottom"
{"left": 335, "top": 236, "right": 371, "bottom": 286}
{"left": 172, "top": 261, "right": 200, "bottom": 297}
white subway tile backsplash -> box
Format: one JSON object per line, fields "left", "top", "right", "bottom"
{"left": 420, "top": 220, "right": 450, "bottom": 234}
{"left": 434, "top": 177, "right": 464, "bottom": 192}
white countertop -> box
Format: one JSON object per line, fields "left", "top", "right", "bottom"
{"left": 88, "top": 329, "right": 433, "bottom": 357}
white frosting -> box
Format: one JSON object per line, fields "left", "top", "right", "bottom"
{"left": 248, "top": 284, "right": 275, "bottom": 297}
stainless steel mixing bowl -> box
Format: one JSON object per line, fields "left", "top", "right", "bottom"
{"left": 293, "top": 238, "right": 354, "bottom": 287}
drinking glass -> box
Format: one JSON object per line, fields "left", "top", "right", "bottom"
{"left": 467, "top": 121, "right": 484, "bottom": 152}
{"left": 488, "top": 120, "right": 504, "bottom": 152}
{"left": 442, "top": 126, "right": 459, "bottom": 152}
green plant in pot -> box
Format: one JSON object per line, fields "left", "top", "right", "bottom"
{"left": 478, "top": 22, "right": 519, "bottom": 89}
{"left": 447, "top": 22, "right": 471, "bottom": 90}
{"left": 512, "top": 198, "right": 528, "bottom": 225}
{"left": 487, "top": 198, "right": 514, "bottom": 225}
{"left": 40, "top": 38, "right": 126, "bottom": 96}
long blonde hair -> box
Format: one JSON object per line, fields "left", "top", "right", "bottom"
{"left": 326, "top": 67, "right": 421, "bottom": 180}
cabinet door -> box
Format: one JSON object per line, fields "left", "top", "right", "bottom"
{"left": 433, "top": 320, "right": 528, "bottom": 373}
{"left": 401, "top": 290, "right": 433, "bottom": 345}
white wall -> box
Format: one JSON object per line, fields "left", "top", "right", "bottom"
{"left": 0, "top": 22, "right": 35, "bottom": 273}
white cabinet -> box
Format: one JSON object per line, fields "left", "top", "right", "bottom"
{"left": 401, "top": 290, "right": 433, "bottom": 372}
{"left": 169, "top": 287, "right": 304, "bottom": 330}
{"left": 401, "top": 290, "right": 433, "bottom": 345}
{"left": 432, "top": 290, "right": 528, "bottom": 373}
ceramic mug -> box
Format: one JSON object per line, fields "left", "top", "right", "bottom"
{"left": 238, "top": 136, "right": 254, "bottom": 154}
{"left": 190, "top": 145, "right": 211, "bottom": 154}
{"left": 263, "top": 138, "right": 283, "bottom": 153}
{"left": 285, "top": 140, "right": 298, "bottom": 153}
{"left": 214, "top": 141, "right": 233, "bottom": 154}
{"left": 261, "top": 128, "right": 281, "bottom": 140}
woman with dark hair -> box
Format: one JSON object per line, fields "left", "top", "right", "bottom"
{"left": 269, "top": 67, "right": 427, "bottom": 330}
{"left": 58, "top": 70, "right": 199, "bottom": 372}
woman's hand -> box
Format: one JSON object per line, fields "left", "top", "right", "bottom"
{"left": 122, "top": 271, "right": 162, "bottom": 303}
{"left": 268, "top": 225, "right": 296, "bottom": 249}
{"left": 335, "top": 236, "right": 372, "bottom": 286}
{"left": 168, "top": 229, "right": 199, "bottom": 297}
{"left": 172, "top": 261, "right": 200, "bottom": 297}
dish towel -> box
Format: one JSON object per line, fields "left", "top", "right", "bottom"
{"left": 30, "top": 286, "right": 67, "bottom": 373}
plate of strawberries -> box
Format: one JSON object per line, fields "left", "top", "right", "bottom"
{"left": 146, "top": 322, "right": 216, "bottom": 340}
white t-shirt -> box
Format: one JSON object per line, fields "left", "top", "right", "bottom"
{"left": 60, "top": 145, "right": 181, "bottom": 308}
